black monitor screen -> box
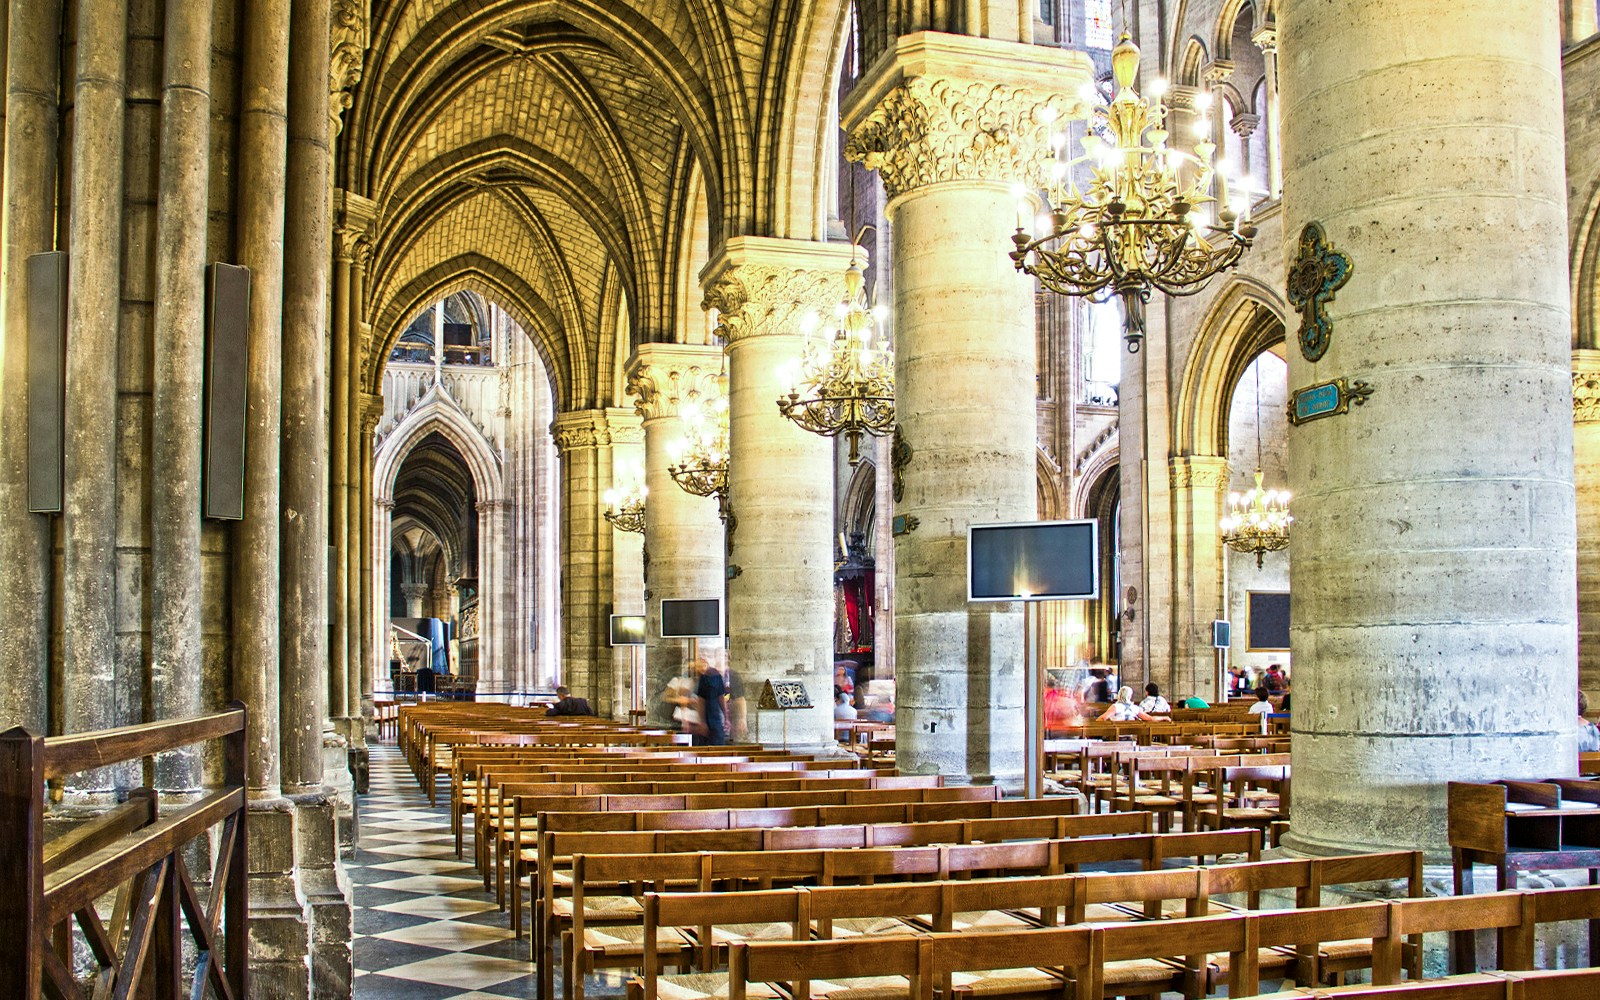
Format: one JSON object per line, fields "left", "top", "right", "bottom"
{"left": 660, "top": 598, "right": 721, "bottom": 638}
{"left": 609, "top": 614, "right": 646, "bottom": 646}
{"left": 968, "top": 519, "right": 1099, "bottom": 602}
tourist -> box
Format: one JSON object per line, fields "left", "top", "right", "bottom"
{"left": 1181, "top": 694, "right": 1210, "bottom": 709}
{"left": 1098, "top": 686, "right": 1169, "bottom": 722}
{"left": 1086, "top": 669, "right": 1112, "bottom": 703}
{"left": 1228, "top": 667, "right": 1248, "bottom": 698}
{"left": 834, "top": 686, "right": 858, "bottom": 721}
{"left": 1580, "top": 692, "right": 1600, "bottom": 753}
{"left": 545, "top": 685, "right": 593, "bottom": 717}
{"left": 1139, "top": 682, "right": 1170, "bottom": 714}
{"left": 1248, "top": 688, "right": 1274, "bottom": 716}
{"left": 1264, "top": 663, "right": 1287, "bottom": 694}
{"left": 692, "top": 657, "right": 729, "bottom": 746}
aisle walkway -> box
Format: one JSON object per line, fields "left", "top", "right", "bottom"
{"left": 351, "top": 742, "right": 539, "bottom": 999}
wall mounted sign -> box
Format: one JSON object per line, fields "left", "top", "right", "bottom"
{"left": 1288, "top": 377, "right": 1374, "bottom": 425}
{"left": 1287, "top": 221, "right": 1353, "bottom": 362}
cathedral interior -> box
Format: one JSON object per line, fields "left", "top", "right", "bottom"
{"left": 4, "top": 0, "right": 1600, "bottom": 998}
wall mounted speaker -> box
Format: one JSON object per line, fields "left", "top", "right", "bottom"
{"left": 26, "top": 252, "right": 66, "bottom": 514}
{"left": 203, "top": 263, "right": 251, "bottom": 520}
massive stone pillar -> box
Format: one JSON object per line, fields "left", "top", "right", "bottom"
{"left": 625, "top": 344, "right": 727, "bottom": 725}
{"left": 1576, "top": 353, "right": 1600, "bottom": 702}
{"left": 702, "top": 238, "right": 854, "bottom": 749}
{"left": 551, "top": 409, "right": 619, "bottom": 711}
{"left": 0, "top": 0, "right": 60, "bottom": 734}
{"left": 62, "top": 0, "right": 128, "bottom": 795}
{"left": 844, "top": 32, "right": 1092, "bottom": 786}
{"left": 1281, "top": 0, "right": 1577, "bottom": 854}
{"left": 607, "top": 417, "right": 645, "bottom": 718}
{"left": 1168, "top": 457, "right": 1229, "bottom": 701}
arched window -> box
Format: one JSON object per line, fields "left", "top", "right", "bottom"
{"left": 1081, "top": 300, "right": 1122, "bottom": 405}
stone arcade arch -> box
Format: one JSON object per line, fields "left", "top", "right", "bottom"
{"left": 374, "top": 390, "right": 507, "bottom": 693}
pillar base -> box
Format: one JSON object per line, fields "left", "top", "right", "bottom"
{"left": 293, "top": 793, "right": 354, "bottom": 1000}
{"left": 247, "top": 799, "right": 312, "bottom": 997}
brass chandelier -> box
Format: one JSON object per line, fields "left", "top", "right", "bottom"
{"left": 668, "top": 380, "right": 731, "bottom": 522}
{"left": 1009, "top": 32, "right": 1255, "bottom": 352}
{"left": 1220, "top": 368, "right": 1291, "bottom": 568}
{"left": 602, "top": 475, "right": 647, "bottom": 534}
{"left": 776, "top": 244, "right": 894, "bottom": 466}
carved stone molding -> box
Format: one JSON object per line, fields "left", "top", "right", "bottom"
{"left": 330, "top": 0, "right": 369, "bottom": 136}
{"left": 1251, "top": 24, "right": 1279, "bottom": 55}
{"left": 334, "top": 226, "right": 370, "bottom": 265}
{"left": 700, "top": 239, "right": 855, "bottom": 346}
{"left": 1169, "top": 456, "right": 1230, "bottom": 490}
{"left": 1229, "top": 113, "right": 1261, "bottom": 140}
{"left": 475, "top": 499, "right": 508, "bottom": 515}
{"left": 1575, "top": 355, "right": 1600, "bottom": 423}
{"left": 843, "top": 76, "right": 1066, "bottom": 201}
{"left": 549, "top": 410, "right": 613, "bottom": 453}
{"left": 1202, "top": 59, "right": 1235, "bottom": 85}
{"left": 624, "top": 344, "right": 724, "bottom": 422}
{"left": 376, "top": 498, "right": 395, "bottom": 512}
{"left": 1164, "top": 84, "right": 1201, "bottom": 115}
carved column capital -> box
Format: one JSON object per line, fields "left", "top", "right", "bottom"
{"left": 330, "top": 0, "right": 369, "bottom": 136}
{"left": 550, "top": 409, "right": 614, "bottom": 453}
{"left": 1574, "top": 350, "right": 1600, "bottom": 422}
{"left": 1202, "top": 59, "right": 1235, "bottom": 85}
{"left": 1251, "top": 24, "right": 1279, "bottom": 55}
{"left": 1229, "top": 113, "right": 1261, "bottom": 139}
{"left": 700, "top": 237, "right": 857, "bottom": 346}
{"left": 1169, "top": 455, "right": 1231, "bottom": 490}
{"left": 841, "top": 33, "right": 1093, "bottom": 202}
{"left": 376, "top": 497, "right": 395, "bottom": 512}
{"left": 1164, "top": 84, "right": 1201, "bottom": 115}
{"left": 624, "top": 343, "right": 725, "bottom": 421}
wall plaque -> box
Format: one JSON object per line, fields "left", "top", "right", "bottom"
{"left": 1288, "top": 377, "right": 1373, "bottom": 425}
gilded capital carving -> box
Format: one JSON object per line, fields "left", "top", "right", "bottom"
{"left": 330, "top": 0, "right": 369, "bottom": 136}
{"left": 844, "top": 77, "right": 1067, "bottom": 201}
{"left": 1574, "top": 354, "right": 1600, "bottom": 422}
{"left": 701, "top": 261, "right": 850, "bottom": 346}
{"left": 1170, "top": 456, "right": 1230, "bottom": 490}
{"left": 625, "top": 344, "right": 724, "bottom": 422}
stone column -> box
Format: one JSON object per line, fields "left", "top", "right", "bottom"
{"left": 1168, "top": 457, "right": 1229, "bottom": 701}
{"left": 376, "top": 497, "right": 395, "bottom": 687}
{"left": 608, "top": 415, "right": 645, "bottom": 718}
{"left": 402, "top": 583, "right": 427, "bottom": 618}
{"left": 844, "top": 32, "right": 1093, "bottom": 787}
{"left": 475, "top": 499, "right": 500, "bottom": 685}
{"left": 280, "top": 0, "right": 331, "bottom": 798}
{"left": 551, "top": 409, "right": 618, "bottom": 710}
{"left": 62, "top": 0, "right": 128, "bottom": 795}
{"left": 702, "top": 237, "right": 855, "bottom": 750}
{"left": 1281, "top": 0, "right": 1576, "bottom": 854}
{"left": 149, "top": 0, "right": 213, "bottom": 792}
{"left": 1252, "top": 24, "right": 1282, "bottom": 200}
{"left": 360, "top": 393, "right": 383, "bottom": 712}
{"left": 328, "top": 224, "right": 355, "bottom": 724}
{"left": 625, "top": 344, "right": 727, "bottom": 724}
{"left": 0, "top": 0, "right": 61, "bottom": 734}
{"left": 1574, "top": 354, "right": 1600, "bottom": 703}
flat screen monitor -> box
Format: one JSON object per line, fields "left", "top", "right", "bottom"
{"left": 967, "top": 519, "right": 1100, "bottom": 602}
{"left": 660, "top": 598, "right": 722, "bottom": 639}
{"left": 608, "top": 614, "right": 646, "bottom": 646}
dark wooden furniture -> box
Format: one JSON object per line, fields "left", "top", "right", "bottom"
{"left": 0, "top": 704, "right": 249, "bottom": 999}
{"left": 1447, "top": 778, "right": 1600, "bottom": 973}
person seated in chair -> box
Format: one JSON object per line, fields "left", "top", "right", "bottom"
{"left": 546, "top": 685, "right": 593, "bottom": 717}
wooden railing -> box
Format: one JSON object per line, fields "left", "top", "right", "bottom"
{"left": 0, "top": 703, "right": 248, "bottom": 999}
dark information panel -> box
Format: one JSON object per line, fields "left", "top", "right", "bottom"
{"left": 1247, "top": 591, "right": 1290, "bottom": 651}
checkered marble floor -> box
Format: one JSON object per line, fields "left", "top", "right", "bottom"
{"left": 353, "top": 742, "right": 629, "bottom": 999}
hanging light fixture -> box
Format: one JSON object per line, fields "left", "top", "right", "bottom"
{"left": 602, "top": 470, "right": 647, "bottom": 534}
{"left": 776, "top": 238, "right": 895, "bottom": 465}
{"left": 1220, "top": 365, "right": 1291, "bottom": 568}
{"left": 1009, "top": 31, "right": 1255, "bottom": 352}
{"left": 668, "top": 374, "right": 731, "bottom": 522}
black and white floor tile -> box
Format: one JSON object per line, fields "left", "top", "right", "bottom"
{"left": 351, "top": 742, "right": 551, "bottom": 999}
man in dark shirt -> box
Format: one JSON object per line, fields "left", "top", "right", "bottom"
{"left": 693, "top": 659, "right": 728, "bottom": 746}
{"left": 546, "top": 685, "right": 594, "bottom": 717}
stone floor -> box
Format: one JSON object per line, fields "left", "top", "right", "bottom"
{"left": 350, "top": 741, "right": 627, "bottom": 999}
